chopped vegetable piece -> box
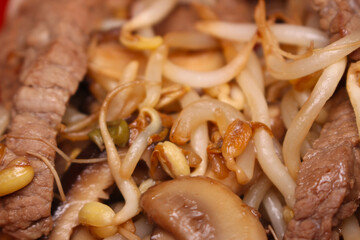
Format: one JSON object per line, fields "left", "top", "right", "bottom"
{"left": 88, "top": 120, "right": 129, "bottom": 150}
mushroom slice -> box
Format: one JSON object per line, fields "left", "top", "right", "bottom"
{"left": 151, "top": 228, "right": 176, "bottom": 240}
{"left": 140, "top": 176, "right": 267, "bottom": 240}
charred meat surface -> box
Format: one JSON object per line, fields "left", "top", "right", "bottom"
{"left": 312, "top": 0, "right": 360, "bottom": 60}
{"left": 0, "top": 0, "right": 105, "bottom": 239}
{"left": 285, "top": 90, "right": 360, "bottom": 240}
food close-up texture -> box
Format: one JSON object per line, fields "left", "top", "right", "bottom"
{"left": 0, "top": 0, "right": 360, "bottom": 239}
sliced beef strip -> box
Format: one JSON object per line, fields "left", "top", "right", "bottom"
{"left": 0, "top": 4, "right": 33, "bottom": 109}
{"left": 312, "top": 0, "right": 360, "bottom": 60}
{"left": 285, "top": 90, "right": 360, "bottom": 240}
{"left": 0, "top": 0, "right": 106, "bottom": 239}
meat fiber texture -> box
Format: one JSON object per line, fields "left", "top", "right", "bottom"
{"left": 312, "top": 0, "right": 360, "bottom": 60}
{"left": 285, "top": 90, "right": 360, "bottom": 240}
{"left": 0, "top": 0, "right": 105, "bottom": 239}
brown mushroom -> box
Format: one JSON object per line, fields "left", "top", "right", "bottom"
{"left": 151, "top": 228, "right": 176, "bottom": 240}
{"left": 140, "top": 176, "right": 267, "bottom": 240}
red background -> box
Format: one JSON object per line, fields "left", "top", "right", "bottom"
{"left": 0, "top": 0, "right": 9, "bottom": 29}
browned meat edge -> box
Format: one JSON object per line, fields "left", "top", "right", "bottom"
{"left": 285, "top": 89, "right": 360, "bottom": 240}
{"left": 0, "top": 0, "right": 106, "bottom": 239}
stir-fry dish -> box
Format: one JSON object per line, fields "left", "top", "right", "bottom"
{"left": 1, "top": 0, "right": 360, "bottom": 239}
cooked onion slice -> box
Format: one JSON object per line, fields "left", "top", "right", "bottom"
{"left": 283, "top": 58, "right": 346, "bottom": 179}
{"left": 141, "top": 176, "right": 267, "bottom": 240}
{"left": 163, "top": 35, "right": 256, "bottom": 88}
{"left": 196, "top": 21, "right": 329, "bottom": 48}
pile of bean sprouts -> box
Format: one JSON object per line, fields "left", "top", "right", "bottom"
{"left": 2, "top": 0, "right": 360, "bottom": 239}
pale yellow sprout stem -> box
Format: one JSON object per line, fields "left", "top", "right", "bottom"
{"left": 8, "top": 135, "right": 72, "bottom": 164}
{"left": 346, "top": 61, "right": 360, "bottom": 137}
{"left": 120, "top": 0, "right": 177, "bottom": 50}
{"left": 71, "top": 158, "right": 108, "bottom": 164}
{"left": 180, "top": 90, "right": 209, "bottom": 176}
{"left": 280, "top": 91, "right": 298, "bottom": 129}
{"left": 130, "top": 0, "right": 157, "bottom": 40}
{"left": 243, "top": 174, "right": 272, "bottom": 210}
{"left": 108, "top": 61, "right": 139, "bottom": 121}
{"left": 237, "top": 69, "right": 296, "bottom": 207}
{"left": 100, "top": 82, "right": 146, "bottom": 225}
{"left": 340, "top": 215, "right": 360, "bottom": 240}
{"left": 217, "top": 83, "right": 245, "bottom": 110}
{"left": 247, "top": 51, "right": 264, "bottom": 94}
{"left": 7, "top": 134, "right": 108, "bottom": 165}
{"left": 123, "top": 0, "right": 177, "bottom": 31}
{"left": 280, "top": 90, "right": 317, "bottom": 158}
{"left": 163, "top": 34, "right": 257, "bottom": 88}
{"left": 63, "top": 112, "right": 99, "bottom": 133}
{"left": 283, "top": 58, "right": 346, "bottom": 180}
{"left": 255, "top": 0, "right": 359, "bottom": 80}
{"left": 235, "top": 140, "right": 256, "bottom": 181}
{"left": 196, "top": 21, "right": 329, "bottom": 48}
{"left": 139, "top": 45, "right": 168, "bottom": 109}
{"left": 120, "top": 107, "right": 162, "bottom": 179}
{"left": 189, "top": 123, "right": 208, "bottom": 176}
{"left": 266, "top": 31, "right": 360, "bottom": 80}
{"left": 119, "top": 227, "right": 141, "bottom": 240}
{"left": 171, "top": 98, "right": 245, "bottom": 145}
{"left": 263, "top": 190, "right": 286, "bottom": 239}
{"left": 292, "top": 89, "right": 310, "bottom": 107}
{"left": 27, "top": 151, "right": 66, "bottom": 202}
{"left": 139, "top": 179, "right": 156, "bottom": 194}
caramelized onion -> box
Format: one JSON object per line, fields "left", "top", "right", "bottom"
{"left": 222, "top": 119, "right": 252, "bottom": 159}
{"left": 141, "top": 176, "right": 267, "bottom": 240}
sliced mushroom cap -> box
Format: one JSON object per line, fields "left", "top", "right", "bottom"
{"left": 140, "top": 176, "right": 267, "bottom": 240}
{"left": 151, "top": 228, "right": 176, "bottom": 240}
